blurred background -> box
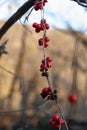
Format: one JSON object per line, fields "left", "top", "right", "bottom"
{"left": 0, "top": 0, "right": 87, "bottom": 130}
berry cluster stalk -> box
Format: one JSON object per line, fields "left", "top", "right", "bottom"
{"left": 32, "top": 0, "right": 69, "bottom": 129}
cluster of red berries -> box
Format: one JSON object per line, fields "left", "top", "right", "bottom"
{"left": 32, "top": 19, "right": 49, "bottom": 33}
{"left": 33, "top": 1, "right": 62, "bottom": 129}
{"left": 39, "top": 56, "right": 52, "bottom": 77}
{"left": 40, "top": 86, "right": 57, "bottom": 100}
{"left": 68, "top": 92, "right": 77, "bottom": 104}
{"left": 34, "top": 0, "right": 48, "bottom": 11}
{"left": 49, "top": 114, "right": 65, "bottom": 129}
{"left": 40, "top": 56, "right": 52, "bottom": 70}
{"left": 38, "top": 36, "right": 50, "bottom": 48}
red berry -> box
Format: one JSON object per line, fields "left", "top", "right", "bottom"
{"left": 47, "top": 87, "right": 51, "bottom": 92}
{"left": 47, "top": 62, "right": 52, "bottom": 68}
{"left": 37, "top": 3, "right": 43, "bottom": 9}
{"left": 40, "top": 63, "right": 46, "bottom": 69}
{"left": 68, "top": 93, "right": 77, "bottom": 103}
{"left": 32, "top": 22, "right": 38, "bottom": 28}
{"left": 38, "top": 37, "right": 50, "bottom": 47}
{"left": 41, "top": 58, "right": 47, "bottom": 64}
{"left": 43, "top": 2, "right": 45, "bottom": 6}
{"left": 38, "top": 38, "right": 43, "bottom": 45}
{"left": 34, "top": 5, "right": 39, "bottom": 11}
{"left": 55, "top": 124, "right": 60, "bottom": 129}
{"left": 61, "top": 119, "right": 65, "bottom": 125}
{"left": 44, "top": 0, "right": 48, "bottom": 3}
{"left": 45, "top": 23, "right": 50, "bottom": 29}
{"left": 36, "top": 24, "right": 42, "bottom": 30}
{"left": 42, "top": 87, "right": 51, "bottom": 95}
{"left": 52, "top": 114, "right": 60, "bottom": 122}
{"left": 49, "top": 119, "right": 55, "bottom": 126}
{"left": 45, "top": 36, "right": 50, "bottom": 42}
{"left": 41, "top": 57, "right": 52, "bottom": 68}
{"left": 41, "top": 87, "right": 51, "bottom": 99}
{"left": 49, "top": 114, "right": 65, "bottom": 128}
{"left": 42, "top": 88, "right": 48, "bottom": 94}
{"left": 46, "top": 57, "right": 52, "bottom": 62}
{"left": 35, "top": 28, "right": 40, "bottom": 33}
{"left": 44, "top": 42, "right": 48, "bottom": 48}
{"left": 34, "top": 1, "right": 43, "bottom": 10}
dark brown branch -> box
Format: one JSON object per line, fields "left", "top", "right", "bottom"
{"left": 0, "top": 0, "right": 36, "bottom": 39}
{"left": 71, "top": 0, "right": 87, "bottom": 3}
{"left": 71, "top": 0, "right": 87, "bottom": 7}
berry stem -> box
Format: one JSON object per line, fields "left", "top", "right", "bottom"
{"left": 55, "top": 100, "right": 69, "bottom": 130}
{"left": 33, "top": 1, "right": 69, "bottom": 130}
{"left": 41, "top": 3, "right": 47, "bottom": 65}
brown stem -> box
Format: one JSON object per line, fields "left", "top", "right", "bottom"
{"left": 0, "top": 0, "right": 36, "bottom": 39}
{"left": 71, "top": 0, "right": 87, "bottom": 7}
{"left": 55, "top": 100, "right": 69, "bottom": 130}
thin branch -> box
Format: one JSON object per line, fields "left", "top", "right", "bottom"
{"left": 24, "top": 6, "right": 34, "bottom": 23}
{"left": 0, "top": 0, "right": 36, "bottom": 39}
{"left": 71, "top": 0, "right": 87, "bottom": 7}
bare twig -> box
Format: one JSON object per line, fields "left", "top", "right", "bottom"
{"left": 19, "top": 19, "right": 32, "bottom": 34}
{"left": 0, "top": 39, "right": 8, "bottom": 56}
{"left": 71, "top": 0, "right": 87, "bottom": 7}
{"left": 0, "top": 0, "right": 36, "bottom": 39}
{"left": 24, "top": 6, "right": 34, "bottom": 23}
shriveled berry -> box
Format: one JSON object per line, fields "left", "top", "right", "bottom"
{"left": 54, "top": 89, "right": 57, "bottom": 94}
{"left": 41, "top": 18, "right": 46, "bottom": 25}
{"left": 42, "top": 57, "right": 52, "bottom": 63}
{"left": 50, "top": 93, "right": 57, "bottom": 100}
{"left": 41, "top": 71, "right": 49, "bottom": 77}
{"left": 40, "top": 92, "right": 47, "bottom": 98}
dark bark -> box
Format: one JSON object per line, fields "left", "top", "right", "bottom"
{"left": 80, "top": 0, "right": 87, "bottom": 3}
{"left": 0, "top": 0, "right": 36, "bottom": 39}
{"left": 71, "top": 0, "right": 87, "bottom": 7}
{"left": 71, "top": 0, "right": 87, "bottom": 3}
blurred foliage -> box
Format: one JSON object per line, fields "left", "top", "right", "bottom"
{"left": 0, "top": 21, "right": 87, "bottom": 129}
